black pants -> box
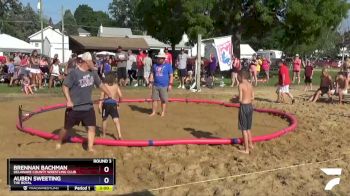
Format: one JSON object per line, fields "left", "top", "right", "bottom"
{"left": 128, "top": 70, "right": 136, "bottom": 85}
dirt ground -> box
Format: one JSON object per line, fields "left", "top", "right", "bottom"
{"left": 1, "top": 86, "right": 350, "bottom": 196}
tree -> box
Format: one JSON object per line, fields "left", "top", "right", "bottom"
{"left": 63, "top": 10, "right": 78, "bottom": 35}
{"left": 211, "top": 0, "right": 285, "bottom": 58}
{"left": 74, "top": 4, "right": 114, "bottom": 36}
{"left": 280, "top": 0, "right": 349, "bottom": 56}
{"left": 109, "top": 0, "right": 142, "bottom": 33}
{"left": 136, "top": 0, "right": 214, "bottom": 51}
{"left": 2, "top": 2, "right": 42, "bottom": 41}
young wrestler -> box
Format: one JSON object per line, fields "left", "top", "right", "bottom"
{"left": 304, "top": 60, "right": 314, "bottom": 91}
{"left": 99, "top": 73, "right": 123, "bottom": 139}
{"left": 336, "top": 72, "right": 349, "bottom": 104}
{"left": 308, "top": 68, "right": 333, "bottom": 103}
{"left": 237, "top": 70, "right": 254, "bottom": 154}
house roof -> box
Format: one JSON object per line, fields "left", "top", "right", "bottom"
{"left": 69, "top": 36, "right": 148, "bottom": 51}
{"left": 28, "top": 26, "right": 63, "bottom": 39}
{"left": 98, "top": 27, "right": 132, "bottom": 37}
{"left": 128, "top": 35, "right": 170, "bottom": 49}
{"left": 78, "top": 28, "right": 90, "bottom": 34}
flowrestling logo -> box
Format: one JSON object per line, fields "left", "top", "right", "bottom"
{"left": 321, "top": 168, "right": 342, "bottom": 190}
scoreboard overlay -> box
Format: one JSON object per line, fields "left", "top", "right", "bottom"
{"left": 7, "top": 158, "right": 116, "bottom": 191}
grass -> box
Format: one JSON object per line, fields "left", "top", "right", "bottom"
{"left": 0, "top": 68, "right": 340, "bottom": 94}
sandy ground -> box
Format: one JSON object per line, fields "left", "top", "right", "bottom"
{"left": 0, "top": 85, "right": 350, "bottom": 196}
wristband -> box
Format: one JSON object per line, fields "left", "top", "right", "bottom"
{"left": 169, "top": 83, "right": 173, "bottom": 86}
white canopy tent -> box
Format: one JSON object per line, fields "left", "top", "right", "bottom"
{"left": 0, "top": 34, "right": 39, "bottom": 53}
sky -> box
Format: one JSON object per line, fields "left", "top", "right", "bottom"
{"left": 20, "top": 0, "right": 350, "bottom": 33}
{"left": 20, "top": 0, "right": 111, "bottom": 23}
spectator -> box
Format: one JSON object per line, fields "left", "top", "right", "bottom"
{"left": 29, "top": 50, "right": 41, "bottom": 91}
{"left": 115, "top": 46, "right": 128, "bottom": 87}
{"left": 7, "top": 58, "right": 15, "bottom": 86}
{"left": 262, "top": 56, "right": 270, "bottom": 82}
{"left": 40, "top": 57, "right": 50, "bottom": 88}
{"left": 143, "top": 50, "right": 152, "bottom": 87}
{"left": 292, "top": 54, "right": 302, "bottom": 84}
{"left": 164, "top": 47, "right": 173, "bottom": 67}
{"left": 126, "top": 50, "right": 137, "bottom": 86}
{"left": 136, "top": 49, "right": 146, "bottom": 87}
{"left": 250, "top": 54, "right": 258, "bottom": 86}
{"left": 231, "top": 54, "right": 241, "bottom": 87}
{"left": 66, "top": 53, "right": 77, "bottom": 75}
{"left": 177, "top": 48, "right": 188, "bottom": 89}
{"left": 207, "top": 52, "right": 217, "bottom": 88}
{"left": 49, "top": 58, "right": 64, "bottom": 88}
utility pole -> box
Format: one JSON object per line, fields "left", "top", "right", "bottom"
{"left": 196, "top": 34, "right": 202, "bottom": 92}
{"left": 39, "top": 0, "right": 44, "bottom": 56}
{"left": 61, "top": 5, "right": 65, "bottom": 63}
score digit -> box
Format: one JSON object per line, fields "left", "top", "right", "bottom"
{"left": 104, "top": 166, "right": 109, "bottom": 173}
{"left": 104, "top": 177, "right": 109, "bottom": 184}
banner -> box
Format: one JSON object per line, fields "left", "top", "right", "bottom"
{"left": 214, "top": 36, "right": 232, "bottom": 71}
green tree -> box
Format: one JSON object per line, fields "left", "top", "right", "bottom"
{"left": 280, "top": 0, "right": 349, "bottom": 56}
{"left": 74, "top": 4, "right": 114, "bottom": 36}
{"left": 2, "top": 2, "right": 42, "bottom": 40}
{"left": 109, "top": 0, "right": 142, "bottom": 32}
{"left": 136, "top": 0, "right": 214, "bottom": 51}
{"left": 63, "top": 9, "right": 78, "bottom": 35}
{"left": 211, "top": 0, "right": 285, "bottom": 58}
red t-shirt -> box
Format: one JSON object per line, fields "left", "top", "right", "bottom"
{"left": 305, "top": 66, "right": 313, "bottom": 77}
{"left": 0, "top": 56, "right": 6, "bottom": 64}
{"left": 136, "top": 53, "right": 146, "bottom": 69}
{"left": 165, "top": 53, "right": 172, "bottom": 65}
{"left": 279, "top": 64, "right": 291, "bottom": 86}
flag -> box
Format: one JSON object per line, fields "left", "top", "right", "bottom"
{"left": 214, "top": 36, "right": 232, "bottom": 71}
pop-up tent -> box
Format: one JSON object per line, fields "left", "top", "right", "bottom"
{"left": 0, "top": 34, "right": 39, "bottom": 53}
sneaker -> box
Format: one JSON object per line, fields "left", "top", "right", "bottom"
{"left": 134, "top": 83, "right": 138, "bottom": 87}
{"left": 182, "top": 85, "right": 185, "bottom": 89}
{"left": 177, "top": 84, "right": 182, "bottom": 89}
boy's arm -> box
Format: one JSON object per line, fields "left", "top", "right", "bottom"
{"left": 251, "top": 88, "right": 255, "bottom": 101}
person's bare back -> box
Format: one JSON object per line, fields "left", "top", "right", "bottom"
{"left": 239, "top": 80, "right": 254, "bottom": 104}
{"left": 104, "top": 84, "right": 121, "bottom": 100}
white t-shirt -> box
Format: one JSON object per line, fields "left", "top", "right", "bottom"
{"left": 177, "top": 53, "right": 188, "bottom": 69}
{"left": 127, "top": 54, "right": 137, "bottom": 70}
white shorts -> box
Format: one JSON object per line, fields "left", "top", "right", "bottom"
{"left": 27, "top": 68, "right": 41, "bottom": 74}
{"left": 278, "top": 85, "right": 289, "bottom": 93}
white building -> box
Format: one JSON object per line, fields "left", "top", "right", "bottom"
{"left": 28, "top": 26, "right": 71, "bottom": 63}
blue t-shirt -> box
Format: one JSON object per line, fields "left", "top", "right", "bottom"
{"left": 7, "top": 63, "right": 15, "bottom": 73}
{"left": 152, "top": 63, "right": 173, "bottom": 88}
{"left": 104, "top": 63, "right": 111, "bottom": 74}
